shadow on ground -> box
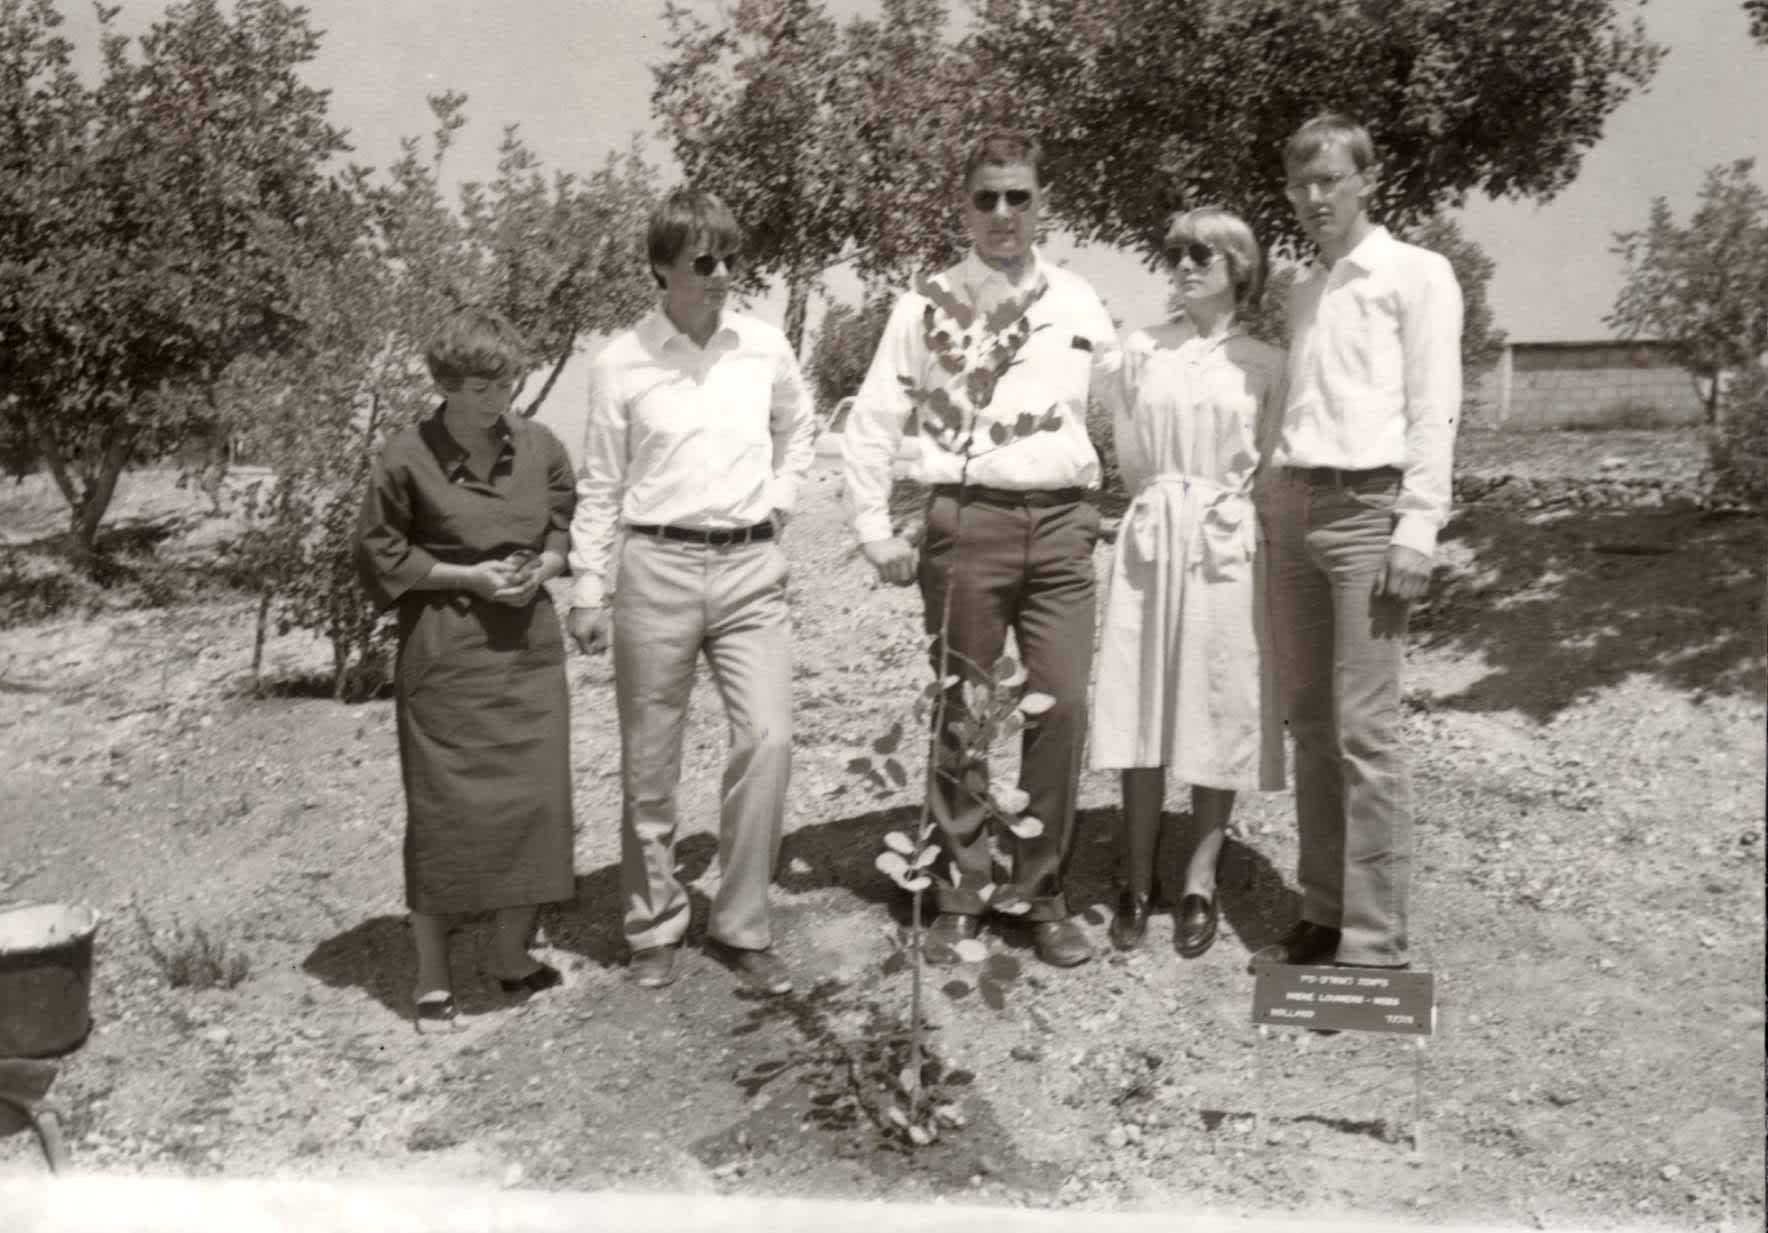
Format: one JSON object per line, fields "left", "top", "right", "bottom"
{"left": 303, "top": 802, "right": 1301, "bottom": 1013}
{"left": 1418, "top": 505, "right": 1765, "bottom": 719}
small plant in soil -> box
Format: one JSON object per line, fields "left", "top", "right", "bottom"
{"left": 837, "top": 270, "right": 1074, "bottom": 1148}
{"left": 131, "top": 905, "right": 251, "bottom": 990}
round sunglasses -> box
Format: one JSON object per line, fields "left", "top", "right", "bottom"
{"left": 1163, "top": 240, "right": 1219, "bottom": 269}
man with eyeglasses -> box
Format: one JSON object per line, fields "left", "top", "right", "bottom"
{"left": 1251, "top": 113, "right": 1463, "bottom": 973}
{"left": 841, "top": 130, "right": 1121, "bottom": 969}
{"left": 567, "top": 187, "right": 816, "bottom": 996}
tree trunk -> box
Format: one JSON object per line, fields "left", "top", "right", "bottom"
{"left": 65, "top": 433, "right": 134, "bottom": 571}
{"left": 251, "top": 591, "right": 273, "bottom": 692}
{"left": 519, "top": 335, "right": 577, "bottom": 420}
{"left": 783, "top": 273, "right": 812, "bottom": 357}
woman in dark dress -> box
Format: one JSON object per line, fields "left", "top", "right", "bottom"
{"left": 356, "top": 308, "right": 577, "bottom": 1030}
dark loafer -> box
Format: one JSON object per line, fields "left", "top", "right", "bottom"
{"left": 628, "top": 943, "right": 679, "bottom": 989}
{"left": 1032, "top": 918, "right": 1093, "bottom": 968}
{"left": 1108, "top": 890, "right": 1152, "bottom": 951}
{"left": 494, "top": 961, "right": 563, "bottom": 995}
{"left": 705, "top": 940, "right": 794, "bottom": 996}
{"left": 1247, "top": 920, "right": 1341, "bottom": 972}
{"left": 1176, "top": 893, "right": 1218, "bottom": 959}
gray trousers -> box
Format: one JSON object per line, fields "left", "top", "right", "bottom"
{"left": 1263, "top": 469, "right": 1415, "bottom": 967}
{"left": 612, "top": 534, "right": 792, "bottom": 952}
{"left": 916, "top": 491, "right": 1102, "bottom": 923}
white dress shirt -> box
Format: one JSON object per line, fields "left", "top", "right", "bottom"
{"left": 568, "top": 309, "right": 817, "bottom": 608}
{"left": 841, "top": 249, "right": 1122, "bottom": 545}
{"left": 1274, "top": 226, "right": 1463, "bottom": 556}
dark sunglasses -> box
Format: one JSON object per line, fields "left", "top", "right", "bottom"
{"left": 970, "top": 188, "right": 1034, "bottom": 213}
{"left": 689, "top": 251, "right": 742, "bottom": 277}
{"left": 1163, "top": 240, "right": 1218, "bottom": 269}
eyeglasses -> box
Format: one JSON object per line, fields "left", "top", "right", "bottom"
{"left": 689, "top": 252, "right": 742, "bottom": 277}
{"left": 970, "top": 188, "right": 1034, "bottom": 214}
{"left": 1163, "top": 240, "right": 1218, "bottom": 269}
{"left": 1284, "top": 170, "right": 1358, "bottom": 200}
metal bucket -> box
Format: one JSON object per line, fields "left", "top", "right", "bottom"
{"left": 0, "top": 903, "right": 100, "bottom": 1058}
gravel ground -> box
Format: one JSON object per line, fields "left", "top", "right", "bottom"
{"left": 0, "top": 431, "right": 1761, "bottom": 1231}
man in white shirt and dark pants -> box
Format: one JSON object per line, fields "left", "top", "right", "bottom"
{"left": 1253, "top": 114, "right": 1463, "bottom": 972}
{"left": 567, "top": 188, "right": 816, "bottom": 995}
{"left": 842, "top": 131, "right": 1121, "bottom": 968}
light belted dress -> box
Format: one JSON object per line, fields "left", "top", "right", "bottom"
{"left": 1090, "top": 320, "right": 1286, "bottom": 791}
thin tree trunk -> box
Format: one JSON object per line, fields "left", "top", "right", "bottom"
{"left": 783, "top": 273, "right": 812, "bottom": 357}
{"left": 251, "top": 590, "right": 273, "bottom": 692}
{"left": 520, "top": 335, "right": 577, "bottom": 420}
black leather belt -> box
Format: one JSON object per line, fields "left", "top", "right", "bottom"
{"left": 931, "top": 484, "right": 1089, "bottom": 507}
{"left": 627, "top": 521, "right": 774, "bottom": 546}
{"left": 1285, "top": 466, "right": 1402, "bottom": 486}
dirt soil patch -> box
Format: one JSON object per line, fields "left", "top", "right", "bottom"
{"left": 0, "top": 431, "right": 1761, "bottom": 1229}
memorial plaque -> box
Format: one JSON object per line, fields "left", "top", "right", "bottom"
{"left": 1251, "top": 965, "right": 1436, "bottom": 1036}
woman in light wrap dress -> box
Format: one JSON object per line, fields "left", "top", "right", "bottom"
{"left": 1090, "top": 208, "right": 1285, "bottom": 958}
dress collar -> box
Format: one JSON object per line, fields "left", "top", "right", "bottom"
{"left": 421, "top": 404, "right": 515, "bottom": 481}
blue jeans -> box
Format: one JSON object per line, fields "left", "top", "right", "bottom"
{"left": 1262, "top": 468, "right": 1414, "bottom": 966}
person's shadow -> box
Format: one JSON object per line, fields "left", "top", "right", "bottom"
{"left": 302, "top": 806, "right": 1299, "bottom": 1012}
{"left": 302, "top": 834, "right": 722, "bottom": 1017}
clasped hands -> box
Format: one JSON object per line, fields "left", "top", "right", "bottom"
{"left": 466, "top": 550, "right": 559, "bottom": 608}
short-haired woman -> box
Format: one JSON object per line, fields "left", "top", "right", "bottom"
{"left": 356, "top": 308, "right": 577, "bottom": 1029}
{"left": 1090, "top": 208, "right": 1286, "bottom": 958}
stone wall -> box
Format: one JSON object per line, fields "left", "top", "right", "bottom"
{"left": 1473, "top": 341, "right": 1707, "bottom": 431}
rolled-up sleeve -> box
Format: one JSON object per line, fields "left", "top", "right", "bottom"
{"left": 568, "top": 359, "right": 627, "bottom": 609}
{"left": 1393, "top": 252, "right": 1463, "bottom": 557}
{"left": 542, "top": 429, "right": 576, "bottom": 563}
{"left": 355, "top": 452, "right": 436, "bottom": 611}
{"left": 767, "top": 339, "right": 817, "bottom": 515}
{"left": 840, "top": 292, "right": 922, "bottom": 545}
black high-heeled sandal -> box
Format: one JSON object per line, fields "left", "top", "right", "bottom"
{"left": 492, "top": 961, "right": 563, "bottom": 995}
{"left": 414, "top": 992, "right": 459, "bottom": 1034}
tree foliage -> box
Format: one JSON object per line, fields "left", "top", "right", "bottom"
{"left": 806, "top": 292, "right": 894, "bottom": 417}
{"left": 971, "top": 0, "right": 1665, "bottom": 261}
{"left": 653, "top": 0, "right": 973, "bottom": 351}
{"left": 0, "top": 0, "right": 353, "bottom": 566}
{"left": 1608, "top": 159, "right": 1768, "bottom": 424}
{"left": 1747, "top": 0, "right": 1768, "bottom": 44}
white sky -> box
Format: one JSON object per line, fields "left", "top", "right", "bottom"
{"left": 76, "top": 0, "right": 1768, "bottom": 452}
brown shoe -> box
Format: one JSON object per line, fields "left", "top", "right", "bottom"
{"left": 628, "top": 944, "right": 678, "bottom": 989}
{"left": 1031, "top": 918, "right": 1093, "bottom": 968}
{"left": 705, "top": 940, "right": 793, "bottom": 996}
{"left": 1246, "top": 921, "right": 1340, "bottom": 972}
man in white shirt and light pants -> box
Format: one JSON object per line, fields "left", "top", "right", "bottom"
{"left": 567, "top": 188, "right": 816, "bottom": 996}
{"left": 842, "top": 131, "right": 1121, "bottom": 969}
{"left": 1253, "top": 114, "right": 1463, "bottom": 972}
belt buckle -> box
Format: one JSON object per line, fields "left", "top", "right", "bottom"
{"left": 705, "top": 527, "right": 735, "bottom": 547}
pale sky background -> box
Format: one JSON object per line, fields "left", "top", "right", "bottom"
{"left": 74, "top": 0, "right": 1768, "bottom": 453}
